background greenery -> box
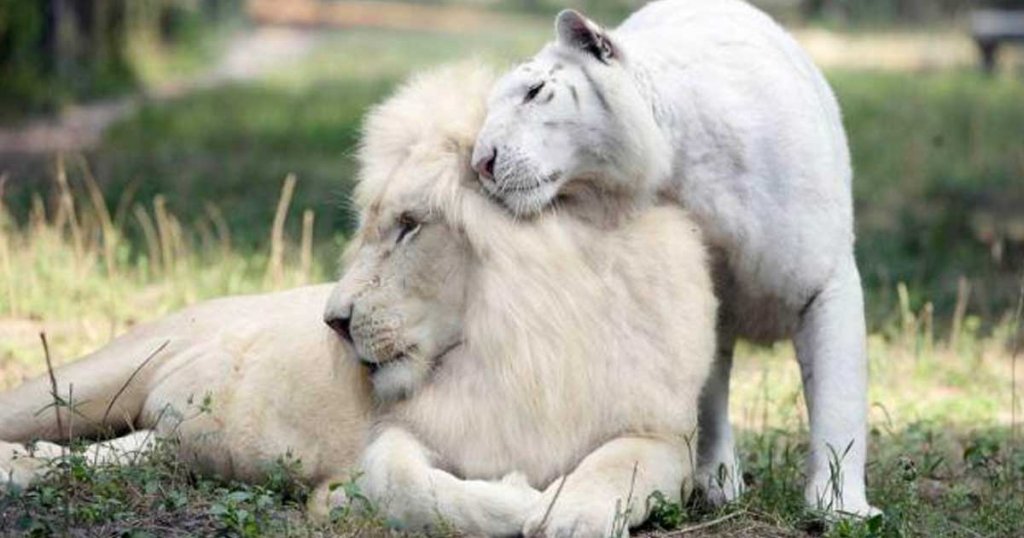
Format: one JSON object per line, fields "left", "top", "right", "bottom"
{"left": 1, "top": 0, "right": 1023, "bottom": 536}
{"left": 0, "top": 0, "right": 243, "bottom": 119}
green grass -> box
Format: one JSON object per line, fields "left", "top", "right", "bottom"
{"left": 1, "top": 24, "right": 1023, "bottom": 538}
{"left": 0, "top": 440, "right": 403, "bottom": 537}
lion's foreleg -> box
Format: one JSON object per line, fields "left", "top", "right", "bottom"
{"left": 0, "top": 441, "right": 58, "bottom": 490}
{"left": 523, "top": 436, "right": 690, "bottom": 538}
{"left": 352, "top": 427, "right": 541, "bottom": 536}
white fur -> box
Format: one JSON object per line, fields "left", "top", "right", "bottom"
{"left": 473, "top": 0, "right": 875, "bottom": 516}
{"left": 2, "top": 63, "right": 719, "bottom": 536}
{"left": 0, "top": 285, "right": 374, "bottom": 518}
{"left": 325, "top": 63, "right": 718, "bottom": 536}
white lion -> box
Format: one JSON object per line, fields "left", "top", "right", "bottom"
{"left": 1, "top": 63, "right": 717, "bottom": 536}
{"left": 471, "top": 0, "right": 874, "bottom": 516}
{"left": 327, "top": 63, "right": 716, "bottom": 536}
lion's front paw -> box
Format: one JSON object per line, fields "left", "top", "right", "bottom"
{"left": 501, "top": 471, "right": 543, "bottom": 505}
{"left": 0, "top": 442, "right": 50, "bottom": 491}
{"left": 523, "top": 481, "right": 626, "bottom": 538}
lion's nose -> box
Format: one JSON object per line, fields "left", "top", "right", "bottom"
{"left": 473, "top": 147, "right": 497, "bottom": 180}
{"left": 324, "top": 307, "right": 353, "bottom": 343}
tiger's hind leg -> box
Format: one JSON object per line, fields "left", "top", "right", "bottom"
{"left": 794, "top": 258, "right": 877, "bottom": 516}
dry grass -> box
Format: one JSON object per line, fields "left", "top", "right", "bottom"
{"left": 0, "top": 160, "right": 325, "bottom": 391}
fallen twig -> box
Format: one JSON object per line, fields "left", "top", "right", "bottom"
{"left": 658, "top": 510, "right": 745, "bottom": 536}
{"left": 530, "top": 475, "right": 568, "bottom": 537}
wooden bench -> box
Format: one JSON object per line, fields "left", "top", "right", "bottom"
{"left": 971, "top": 9, "right": 1024, "bottom": 72}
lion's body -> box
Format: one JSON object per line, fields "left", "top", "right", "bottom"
{"left": 0, "top": 285, "right": 372, "bottom": 515}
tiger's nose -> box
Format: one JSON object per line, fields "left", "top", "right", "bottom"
{"left": 324, "top": 306, "right": 353, "bottom": 343}
{"left": 473, "top": 146, "right": 497, "bottom": 180}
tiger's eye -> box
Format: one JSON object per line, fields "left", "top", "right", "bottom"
{"left": 524, "top": 82, "right": 546, "bottom": 103}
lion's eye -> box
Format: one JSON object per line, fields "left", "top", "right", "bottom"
{"left": 524, "top": 82, "right": 545, "bottom": 103}
{"left": 396, "top": 213, "right": 422, "bottom": 244}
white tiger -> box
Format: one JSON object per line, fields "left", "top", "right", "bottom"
{"left": 471, "top": 0, "right": 876, "bottom": 516}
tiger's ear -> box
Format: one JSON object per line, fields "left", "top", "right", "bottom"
{"left": 555, "top": 9, "right": 617, "bottom": 63}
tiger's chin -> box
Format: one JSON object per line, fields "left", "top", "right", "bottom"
{"left": 483, "top": 173, "right": 640, "bottom": 229}
{"left": 482, "top": 177, "right": 563, "bottom": 218}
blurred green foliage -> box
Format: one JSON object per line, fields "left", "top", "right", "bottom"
{"left": 2, "top": 26, "right": 549, "bottom": 255}
{"left": 97, "top": 79, "right": 386, "bottom": 252}
{"left": 799, "top": 0, "right": 1024, "bottom": 25}
{"left": 833, "top": 70, "right": 1024, "bottom": 325}
{"left": 0, "top": 0, "right": 241, "bottom": 119}
{"left": 2, "top": 21, "right": 1021, "bottom": 330}
{"left": 513, "top": 0, "right": 1024, "bottom": 25}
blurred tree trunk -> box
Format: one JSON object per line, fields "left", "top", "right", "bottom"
{"left": 51, "top": 0, "right": 75, "bottom": 84}
{"left": 801, "top": 0, "right": 826, "bottom": 19}
{"left": 1, "top": 0, "right": 239, "bottom": 111}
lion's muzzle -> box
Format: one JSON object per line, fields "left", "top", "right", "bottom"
{"left": 324, "top": 310, "right": 353, "bottom": 343}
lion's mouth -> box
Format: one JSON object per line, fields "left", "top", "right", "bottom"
{"left": 358, "top": 350, "right": 405, "bottom": 375}
{"left": 363, "top": 353, "right": 409, "bottom": 375}
{"left": 361, "top": 341, "right": 464, "bottom": 376}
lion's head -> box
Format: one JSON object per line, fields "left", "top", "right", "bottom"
{"left": 323, "top": 199, "right": 471, "bottom": 402}
{"left": 471, "top": 10, "right": 671, "bottom": 217}
{"left": 324, "top": 64, "right": 495, "bottom": 401}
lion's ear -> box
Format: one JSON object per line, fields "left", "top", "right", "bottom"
{"left": 555, "top": 9, "right": 617, "bottom": 63}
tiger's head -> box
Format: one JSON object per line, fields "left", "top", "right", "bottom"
{"left": 472, "top": 9, "right": 671, "bottom": 218}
